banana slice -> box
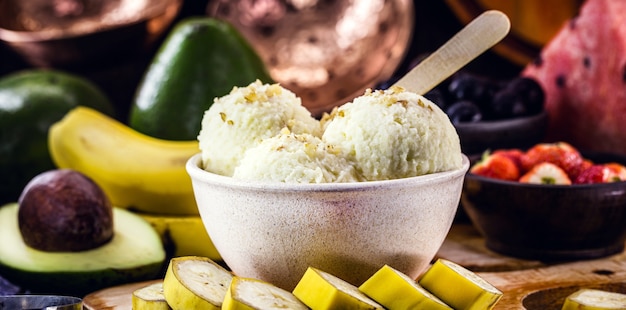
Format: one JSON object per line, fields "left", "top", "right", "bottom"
{"left": 418, "top": 259, "right": 502, "bottom": 310}
{"left": 359, "top": 265, "right": 452, "bottom": 310}
{"left": 132, "top": 281, "right": 171, "bottom": 310}
{"left": 222, "top": 277, "right": 308, "bottom": 310}
{"left": 138, "top": 213, "right": 221, "bottom": 260}
{"left": 562, "top": 288, "right": 626, "bottom": 310}
{"left": 162, "top": 256, "right": 233, "bottom": 310}
{"left": 292, "top": 267, "right": 384, "bottom": 310}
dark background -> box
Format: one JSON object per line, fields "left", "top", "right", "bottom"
{"left": 0, "top": 0, "right": 524, "bottom": 122}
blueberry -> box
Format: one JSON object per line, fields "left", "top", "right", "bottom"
{"left": 510, "top": 77, "right": 545, "bottom": 114}
{"left": 445, "top": 100, "right": 483, "bottom": 124}
{"left": 490, "top": 77, "right": 545, "bottom": 118}
{"left": 447, "top": 72, "right": 501, "bottom": 104}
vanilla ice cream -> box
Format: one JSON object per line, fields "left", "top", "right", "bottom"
{"left": 198, "top": 80, "right": 322, "bottom": 176}
{"left": 322, "top": 86, "right": 462, "bottom": 181}
{"left": 233, "top": 129, "right": 361, "bottom": 183}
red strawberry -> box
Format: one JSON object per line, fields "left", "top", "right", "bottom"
{"left": 574, "top": 165, "right": 607, "bottom": 184}
{"left": 470, "top": 152, "right": 520, "bottom": 181}
{"left": 492, "top": 148, "right": 525, "bottom": 172}
{"left": 575, "top": 163, "right": 626, "bottom": 184}
{"left": 519, "top": 162, "right": 572, "bottom": 185}
{"left": 605, "top": 163, "right": 626, "bottom": 181}
{"left": 521, "top": 142, "right": 585, "bottom": 180}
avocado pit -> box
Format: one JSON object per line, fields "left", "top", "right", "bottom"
{"left": 17, "top": 169, "right": 113, "bottom": 252}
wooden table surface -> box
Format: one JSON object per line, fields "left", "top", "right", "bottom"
{"left": 83, "top": 223, "right": 626, "bottom": 310}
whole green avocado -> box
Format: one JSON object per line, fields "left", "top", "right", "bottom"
{"left": 129, "top": 17, "right": 274, "bottom": 140}
{"left": 0, "top": 70, "right": 115, "bottom": 205}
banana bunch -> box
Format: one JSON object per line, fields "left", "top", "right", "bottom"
{"left": 48, "top": 107, "right": 221, "bottom": 260}
{"left": 49, "top": 106, "right": 198, "bottom": 215}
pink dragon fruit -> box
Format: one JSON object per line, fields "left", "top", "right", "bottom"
{"left": 522, "top": 0, "right": 626, "bottom": 155}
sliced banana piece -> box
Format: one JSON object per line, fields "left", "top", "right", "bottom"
{"left": 162, "top": 256, "right": 233, "bottom": 310}
{"left": 222, "top": 276, "right": 308, "bottom": 310}
{"left": 418, "top": 259, "right": 502, "bottom": 310}
{"left": 138, "top": 213, "right": 221, "bottom": 260}
{"left": 132, "top": 281, "right": 171, "bottom": 310}
{"left": 359, "top": 265, "right": 452, "bottom": 310}
{"left": 292, "top": 267, "right": 384, "bottom": 310}
{"left": 562, "top": 288, "right": 626, "bottom": 310}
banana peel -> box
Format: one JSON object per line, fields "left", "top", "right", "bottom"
{"left": 138, "top": 212, "right": 221, "bottom": 261}
{"left": 359, "top": 265, "right": 451, "bottom": 310}
{"left": 562, "top": 289, "right": 626, "bottom": 310}
{"left": 163, "top": 256, "right": 233, "bottom": 310}
{"left": 418, "top": 259, "right": 503, "bottom": 310}
{"left": 132, "top": 281, "right": 172, "bottom": 310}
{"left": 48, "top": 107, "right": 199, "bottom": 215}
{"left": 292, "top": 267, "right": 384, "bottom": 309}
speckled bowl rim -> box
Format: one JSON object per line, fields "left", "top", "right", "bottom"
{"left": 187, "top": 153, "right": 470, "bottom": 193}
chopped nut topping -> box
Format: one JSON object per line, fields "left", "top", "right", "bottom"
{"left": 244, "top": 91, "right": 258, "bottom": 103}
{"left": 267, "top": 84, "right": 283, "bottom": 96}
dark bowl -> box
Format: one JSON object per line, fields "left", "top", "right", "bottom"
{"left": 461, "top": 152, "right": 626, "bottom": 261}
{"left": 454, "top": 110, "right": 549, "bottom": 156}
{"left": 0, "top": 0, "right": 182, "bottom": 69}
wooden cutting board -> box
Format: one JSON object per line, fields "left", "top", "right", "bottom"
{"left": 83, "top": 224, "right": 626, "bottom": 310}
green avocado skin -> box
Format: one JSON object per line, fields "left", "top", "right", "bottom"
{"left": 0, "top": 70, "right": 115, "bottom": 205}
{"left": 129, "top": 17, "right": 274, "bottom": 141}
{"left": 0, "top": 261, "right": 164, "bottom": 297}
{"left": 0, "top": 203, "right": 166, "bottom": 297}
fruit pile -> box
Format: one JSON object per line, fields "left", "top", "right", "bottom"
{"left": 0, "top": 16, "right": 267, "bottom": 295}
{"left": 470, "top": 141, "right": 626, "bottom": 184}
{"left": 0, "top": 170, "right": 165, "bottom": 296}
{"left": 0, "top": 16, "right": 272, "bottom": 206}
{"left": 423, "top": 71, "right": 545, "bottom": 124}
{"left": 132, "top": 256, "right": 503, "bottom": 310}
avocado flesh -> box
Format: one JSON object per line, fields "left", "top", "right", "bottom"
{"left": 0, "top": 203, "right": 166, "bottom": 296}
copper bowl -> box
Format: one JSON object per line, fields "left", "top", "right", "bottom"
{"left": 207, "top": 0, "right": 415, "bottom": 116}
{"left": 0, "top": 0, "right": 182, "bottom": 68}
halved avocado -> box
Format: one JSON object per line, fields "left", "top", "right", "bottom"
{"left": 0, "top": 203, "right": 166, "bottom": 296}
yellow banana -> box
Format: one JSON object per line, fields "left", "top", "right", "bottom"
{"left": 562, "top": 289, "right": 626, "bottom": 310}
{"left": 292, "top": 267, "right": 384, "bottom": 310}
{"left": 138, "top": 212, "right": 221, "bottom": 261}
{"left": 48, "top": 106, "right": 200, "bottom": 215}
{"left": 418, "top": 259, "right": 502, "bottom": 310}
{"left": 162, "top": 256, "right": 233, "bottom": 310}
{"left": 359, "top": 265, "right": 452, "bottom": 310}
{"left": 222, "top": 277, "right": 308, "bottom": 310}
{"left": 132, "top": 281, "right": 172, "bottom": 310}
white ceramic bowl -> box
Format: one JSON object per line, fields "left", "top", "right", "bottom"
{"left": 186, "top": 153, "right": 470, "bottom": 290}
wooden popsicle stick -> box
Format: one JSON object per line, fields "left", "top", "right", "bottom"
{"left": 393, "top": 10, "right": 511, "bottom": 95}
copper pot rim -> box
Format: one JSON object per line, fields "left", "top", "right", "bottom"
{"left": 0, "top": 0, "right": 181, "bottom": 43}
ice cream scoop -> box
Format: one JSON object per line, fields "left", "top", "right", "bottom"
{"left": 322, "top": 87, "right": 461, "bottom": 181}
{"left": 234, "top": 129, "right": 361, "bottom": 183}
{"left": 198, "top": 80, "right": 321, "bottom": 177}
